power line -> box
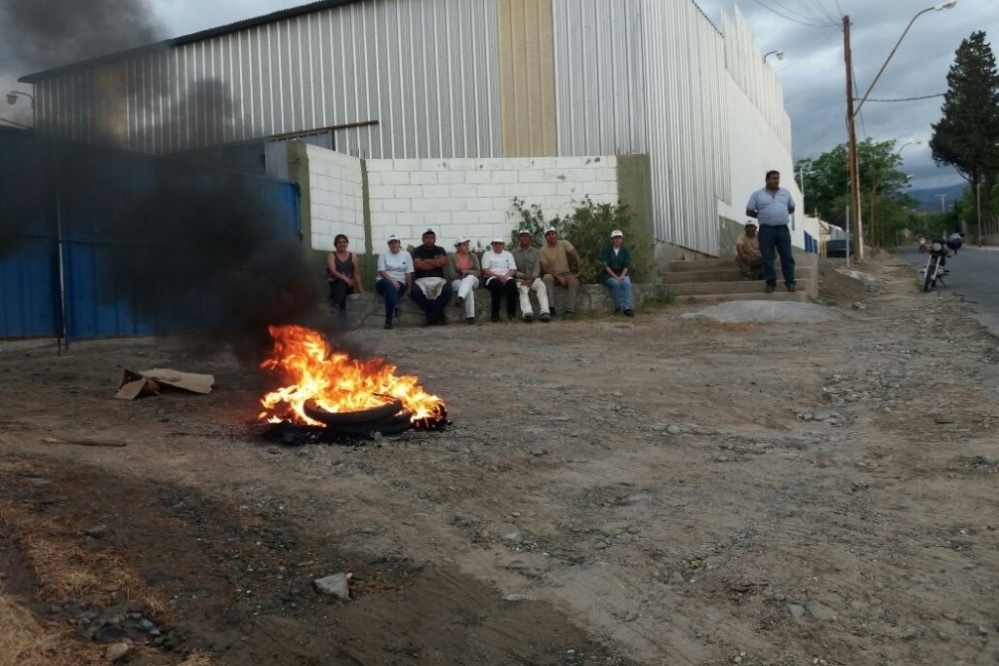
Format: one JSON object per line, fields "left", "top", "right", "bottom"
{"left": 863, "top": 93, "right": 945, "bottom": 103}
{"left": 749, "top": 0, "right": 839, "bottom": 28}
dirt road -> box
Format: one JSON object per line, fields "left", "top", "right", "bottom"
{"left": 1, "top": 257, "right": 997, "bottom": 666}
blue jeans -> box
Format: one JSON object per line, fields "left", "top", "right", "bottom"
{"left": 375, "top": 279, "right": 405, "bottom": 323}
{"left": 758, "top": 224, "right": 796, "bottom": 286}
{"left": 603, "top": 275, "right": 633, "bottom": 310}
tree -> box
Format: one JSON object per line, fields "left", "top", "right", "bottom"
{"left": 796, "top": 139, "right": 915, "bottom": 245}
{"left": 930, "top": 31, "right": 999, "bottom": 227}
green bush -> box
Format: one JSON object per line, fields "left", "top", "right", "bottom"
{"left": 508, "top": 197, "right": 656, "bottom": 284}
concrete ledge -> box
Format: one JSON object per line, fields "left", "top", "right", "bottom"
{"left": 337, "top": 284, "right": 658, "bottom": 329}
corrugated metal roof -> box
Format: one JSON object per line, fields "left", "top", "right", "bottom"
{"left": 20, "top": 0, "right": 367, "bottom": 83}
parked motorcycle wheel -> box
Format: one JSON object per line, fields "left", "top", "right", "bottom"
{"left": 923, "top": 258, "right": 937, "bottom": 292}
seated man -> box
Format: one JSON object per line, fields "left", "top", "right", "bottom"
{"left": 511, "top": 230, "right": 551, "bottom": 323}
{"left": 736, "top": 220, "right": 763, "bottom": 280}
{"left": 375, "top": 234, "right": 413, "bottom": 330}
{"left": 539, "top": 227, "right": 582, "bottom": 317}
{"left": 410, "top": 228, "right": 453, "bottom": 326}
{"left": 481, "top": 236, "right": 519, "bottom": 322}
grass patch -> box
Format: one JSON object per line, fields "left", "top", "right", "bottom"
{"left": 0, "top": 586, "right": 104, "bottom": 666}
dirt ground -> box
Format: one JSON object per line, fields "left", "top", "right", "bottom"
{"left": 1, "top": 256, "right": 997, "bottom": 666}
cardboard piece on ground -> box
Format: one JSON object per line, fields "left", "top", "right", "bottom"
{"left": 115, "top": 368, "right": 215, "bottom": 400}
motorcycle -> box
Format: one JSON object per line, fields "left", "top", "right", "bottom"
{"left": 919, "top": 238, "right": 950, "bottom": 292}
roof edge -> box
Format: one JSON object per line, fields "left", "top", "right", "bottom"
{"left": 20, "top": 0, "right": 362, "bottom": 84}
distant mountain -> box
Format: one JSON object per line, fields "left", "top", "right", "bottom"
{"left": 907, "top": 183, "right": 967, "bottom": 213}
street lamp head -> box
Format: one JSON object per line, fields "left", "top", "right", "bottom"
{"left": 5, "top": 92, "right": 16, "bottom": 106}
{"left": 934, "top": 1, "right": 957, "bottom": 10}
{"left": 763, "top": 49, "right": 784, "bottom": 63}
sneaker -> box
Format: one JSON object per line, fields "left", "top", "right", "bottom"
{"left": 455, "top": 297, "right": 464, "bottom": 308}
{"left": 549, "top": 308, "right": 557, "bottom": 318}
{"left": 384, "top": 321, "right": 393, "bottom": 330}
{"left": 765, "top": 283, "right": 776, "bottom": 294}
{"left": 624, "top": 309, "right": 635, "bottom": 318}
{"left": 786, "top": 283, "right": 797, "bottom": 292}
{"left": 466, "top": 317, "right": 474, "bottom": 325}
{"left": 539, "top": 312, "right": 551, "bottom": 323}
{"left": 524, "top": 313, "right": 534, "bottom": 323}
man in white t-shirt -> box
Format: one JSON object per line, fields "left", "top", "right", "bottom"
{"left": 480, "top": 236, "right": 519, "bottom": 322}
{"left": 375, "top": 234, "right": 413, "bottom": 330}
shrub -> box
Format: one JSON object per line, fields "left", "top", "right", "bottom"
{"left": 508, "top": 197, "right": 656, "bottom": 284}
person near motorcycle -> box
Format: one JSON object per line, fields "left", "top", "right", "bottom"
{"left": 948, "top": 231, "right": 964, "bottom": 255}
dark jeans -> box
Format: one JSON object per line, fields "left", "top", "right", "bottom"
{"left": 329, "top": 279, "right": 354, "bottom": 314}
{"left": 411, "top": 281, "right": 453, "bottom": 324}
{"left": 486, "top": 277, "right": 518, "bottom": 317}
{"left": 375, "top": 279, "right": 405, "bottom": 324}
{"left": 758, "top": 224, "right": 796, "bottom": 286}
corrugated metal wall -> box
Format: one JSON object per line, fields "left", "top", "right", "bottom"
{"left": 36, "top": 0, "right": 502, "bottom": 160}
{"left": 641, "top": 0, "right": 730, "bottom": 254}
{"left": 722, "top": 8, "right": 792, "bottom": 151}
{"left": 552, "top": 0, "right": 647, "bottom": 157}
{"left": 553, "top": 0, "right": 729, "bottom": 254}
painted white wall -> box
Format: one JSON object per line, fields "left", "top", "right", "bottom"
{"left": 365, "top": 156, "right": 618, "bottom": 248}
{"left": 722, "top": 75, "right": 805, "bottom": 250}
{"left": 306, "top": 144, "right": 365, "bottom": 252}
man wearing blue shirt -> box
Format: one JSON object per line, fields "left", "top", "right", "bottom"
{"left": 745, "top": 170, "right": 796, "bottom": 293}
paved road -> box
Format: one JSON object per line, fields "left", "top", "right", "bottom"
{"left": 898, "top": 247, "right": 999, "bottom": 336}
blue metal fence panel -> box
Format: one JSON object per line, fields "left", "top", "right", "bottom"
{"left": 0, "top": 238, "right": 62, "bottom": 338}
{"left": 0, "top": 129, "right": 61, "bottom": 339}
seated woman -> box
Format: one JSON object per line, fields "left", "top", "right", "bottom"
{"left": 600, "top": 229, "right": 634, "bottom": 317}
{"left": 445, "top": 236, "right": 481, "bottom": 325}
{"left": 326, "top": 234, "right": 365, "bottom": 317}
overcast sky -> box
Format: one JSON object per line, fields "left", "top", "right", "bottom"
{"left": 4, "top": 0, "right": 991, "bottom": 192}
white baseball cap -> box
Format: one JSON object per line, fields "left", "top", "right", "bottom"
{"left": 544, "top": 227, "right": 557, "bottom": 235}
{"left": 491, "top": 235, "right": 505, "bottom": 244}
{"left": 517, "top": 229, "right": 531, "bottom": 236}
{"left": 387, "top": 234, "right": 400, "bottom": 242}
{"left": 744, "top": 220, "right": 758, "bottom": 228}
{"left": 611, "top": 229, "right": 624, "bottom": 238}
{"left": 454, "top": 236, "right": 470, "bottom": 247}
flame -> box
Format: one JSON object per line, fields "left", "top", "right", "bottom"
{"left": 258, "top": 325, "right": 446, "bottom": 426}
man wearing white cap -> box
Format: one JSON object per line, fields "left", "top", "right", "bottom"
{"left": 375, "top": 234, "right": 413, "bottom": 330}
{"left": 539, "top": 227, "right": 582, "bottom": 317}
{"left": 600, "top": 229, "right": 634, "bottom": 317}
{"left": 511, "top": 230, "right": 550, "bottom": 322}
{"left": 445, "top": 236, "right": 481, "bottom": 325}
{"left": 480, "top": 236, "right": 519, "bottom": 322}
{"left": 735, "top": 220, "right": 763, "bottom": 280}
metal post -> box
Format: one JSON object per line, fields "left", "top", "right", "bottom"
{"left": 976, "top": 182, "right": 982, "bottom": 246}
{"left": 844, "top": 16, "right": 863, "bottom": 261}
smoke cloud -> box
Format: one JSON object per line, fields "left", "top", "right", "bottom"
{"left": 0, "top": 1, "right": 351, "bottom": 361}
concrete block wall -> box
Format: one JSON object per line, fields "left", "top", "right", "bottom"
{"left": 364, "top": 156, "right": 619, "bottom": 248}
{"left": 305, "top": 144, "right": 365, "bottom": 252}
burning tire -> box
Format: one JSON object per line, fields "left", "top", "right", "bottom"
{"left": 303, "top": 398, "right": 404, "bottom": 426}
{"left": 320, "top": 412, "right": 414, "bottom": 438}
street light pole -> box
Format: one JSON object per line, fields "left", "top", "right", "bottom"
{"left": 844, "top": 1, "right": 958, "bottom": 261}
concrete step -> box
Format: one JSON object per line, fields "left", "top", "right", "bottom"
{"left": 663, "top": 267, "right": 816, "bottom": 284}
{"left": 674, "top": 291, "right": 810, "bottom": 304}
{"left": 667, "top": 252, "right": 814, "bottom": 273}
{"left": 668, "top": 279, "right": 813, "bottom": 296}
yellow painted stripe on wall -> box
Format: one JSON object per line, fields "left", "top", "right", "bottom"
{"left": 496, "top": 0, "right": 557, "bottom": 157}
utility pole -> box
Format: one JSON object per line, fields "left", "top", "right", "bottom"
{"left": 843, "top": 15, "right": 863, "bottom": 260}
{"left": 937, "top": 194, "right": 946, "bottom": 213}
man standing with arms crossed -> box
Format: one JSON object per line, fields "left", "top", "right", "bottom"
{"left": 746, "top": 170, "right": 796, "bottom": 293}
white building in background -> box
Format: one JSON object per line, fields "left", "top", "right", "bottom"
{"left": 20, "top": 0, "right": 801, "bottom": 258}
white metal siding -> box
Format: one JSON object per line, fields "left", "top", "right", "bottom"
{"left": 37, "top": 0, "right": 501, "bottom": 159}
{"left": 552, "top": 0, "right": 647, "bottom": 156}
{"left": 553, "top": 0, "right": 729, "bottom": 254}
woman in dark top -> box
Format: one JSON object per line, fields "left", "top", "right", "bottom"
{"left": 326, "top": 234, "right": 365, "bottom": 315}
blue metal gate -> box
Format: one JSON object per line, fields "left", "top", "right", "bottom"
{"left": 0, "top": 129, "right": 301, "bottom": 342}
